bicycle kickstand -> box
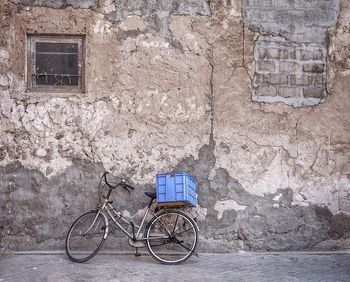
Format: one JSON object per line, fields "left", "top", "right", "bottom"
{"left": 135, "top": 247, "right": 141, "bottom": 257}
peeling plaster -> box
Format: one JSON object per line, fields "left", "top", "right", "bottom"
{"left": 273, "top": 193, "right": 282, "bottom": 202}
{"left": 214, "top": 199, "right": 247, "bottom": 220}
{"left": 0, "top": 0, "right": 349, "bottom": 252}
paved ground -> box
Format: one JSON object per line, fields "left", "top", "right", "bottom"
{"left": 0, "top": 252, "right": 349, "bottom": 282}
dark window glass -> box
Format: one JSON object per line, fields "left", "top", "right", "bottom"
{"left": 34, "top": 42, "right": 79, "bottom": 86}
{"left": 36, "top": 42, "right": 78, "bottom": 53}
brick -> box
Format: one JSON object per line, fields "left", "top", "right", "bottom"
{"left": 264, "top": 47, "right": 289, "bottom": 61}
{"left": 280, "top": 49, "right": 289, "bottom": 59}
{"left": 257, "top": 61, "right": 275, "bottom": 72}
{"left": 280, "top": 62, "right": 300, "bottom": 72}
{"left": 312, "top": 74, "right": 325, "bottom": 86}
{"left": 289, "top": 49, "right": 296, "bottom": 59}
{"left": 290, "top": 74, "right": 312, "bottom": 86}
{"left": 256, "top": 86, "right": 277, "bottom": 96}
{"left": 294, "top": 46, "right": 324, "bottom": 60}
{"left": 253, "top": 74, "right": 265, "bottom": 85}
{"left": 303, "top": 87, "right": 325, "bottom": 98}
{"left": 303, "top": 63, "right": 325, "bottom": 73}
{"left": 295, "top": 49, "right": 313, "bottom": 60}
{"left": 278, "top": 87, "right": 301, "bottom": 98}
{"left": 312, "top": 50, "right": 324, "bottom": 60}
{"left": 258, "top": 47, "right": 268, "bottom": 59}
{"left": 266, "top": 74, "right": 288, "bottom": 85}
{"left": 267, "top": 48, "right": 280, "bottom": 59}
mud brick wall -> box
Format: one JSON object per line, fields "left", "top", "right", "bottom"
{"left": 0, "top": 0, "right": 350, "bottom": 253}
{"left": 243, "top": 0, "right": 340, "bottom": 107}
{"left": 252, "top": 36, "right": 327, "bottom": 106}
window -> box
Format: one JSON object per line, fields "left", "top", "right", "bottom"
{"left": 27, "top": 35, "right": 85, "bottom": 92}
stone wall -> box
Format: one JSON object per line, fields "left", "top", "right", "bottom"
{"left": 0, "top": 0, "right": 349, "bottom": 252}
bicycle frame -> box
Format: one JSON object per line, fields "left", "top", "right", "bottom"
{"left": 95, "top": 197, "right": 157, "bottom": 243}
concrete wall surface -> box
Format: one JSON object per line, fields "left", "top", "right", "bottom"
{"left": 0, "top": 0, "right": 349, "bottom": 252}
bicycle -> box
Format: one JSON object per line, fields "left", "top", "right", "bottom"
{"left": 65, "top": 171, "right": 199, "bottom": 265}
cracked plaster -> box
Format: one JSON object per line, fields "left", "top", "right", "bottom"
{"left": 0, "top": 0, "right": 349, "bottom": 252}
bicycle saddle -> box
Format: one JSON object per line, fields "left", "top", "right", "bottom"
{"left": 145, "top": 192, "right": 156, "bottom": 199}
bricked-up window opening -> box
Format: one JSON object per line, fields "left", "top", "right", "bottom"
{"left": 27, "top": 35, "right": 84, "bottom": 92}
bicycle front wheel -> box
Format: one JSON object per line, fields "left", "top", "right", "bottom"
{"left": 65, "top": 211, "right": 107, "bottom": 263}
{"left": 145, "top": 210, "right": 198, "bottom": 264}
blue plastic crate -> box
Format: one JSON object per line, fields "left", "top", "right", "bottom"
{"left": 156, "top": 172, "right": 197, "bottom": 207}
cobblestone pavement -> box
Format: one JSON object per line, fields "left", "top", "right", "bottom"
{"left": 0, "top": 252, "right": 349, "bottom": 282}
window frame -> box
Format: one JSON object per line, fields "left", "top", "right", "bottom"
{"left": 26, "top": 34, "right": 85, "bottom": 93}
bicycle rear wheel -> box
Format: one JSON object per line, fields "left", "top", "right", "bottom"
{"left": 144, "top": 210, "right": 198, "bottom": 265}
{"left": 65, "top": 211, "right": 107, "bottom": 263}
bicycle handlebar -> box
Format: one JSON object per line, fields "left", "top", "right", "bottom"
{"left": 102, "top": 171, "right": 135, "bottom": 191}
{"left": 124, "top": 183, "right": 135, "bottom": 190}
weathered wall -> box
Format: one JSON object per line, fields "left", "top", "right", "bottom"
{"left": 244, "top": 0, "right": 339, "bottom": 106}
{"left": 0, "top": 0, "right": 349, "bottom": 252}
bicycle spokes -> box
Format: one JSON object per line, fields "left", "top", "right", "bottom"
{"left": 65, "top": 211, "right": 107, "bottom": 263}
{"left": 145, "top": 211, "right": 198, "bottom": 264}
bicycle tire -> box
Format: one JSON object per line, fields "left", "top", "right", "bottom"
{"left": 144, "top": 210, "right": 198, "bottom": 265}
{"left": 65, "top": 210, "right": 108, "bottom": 263}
